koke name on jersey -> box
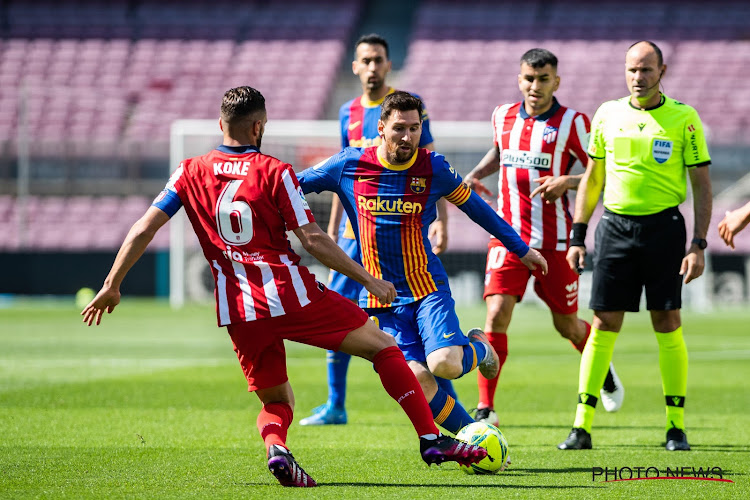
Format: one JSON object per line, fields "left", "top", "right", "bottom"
{"left": 214, "top": 161, "right": 251, "bottom": 176}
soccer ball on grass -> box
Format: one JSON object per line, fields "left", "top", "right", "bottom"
{"left": 456, "top": 421, "right": 509, "bottom": 475}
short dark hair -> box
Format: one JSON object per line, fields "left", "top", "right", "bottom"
{"left": 520, "top": 48, "right": 558, "bottom": 69}
{"left": 628, "top": 40, "right": 664, "bottom": 66}
{"left": 380, "top": 91, "right": 423, "bottom": 123}
{"left": 220, "top": 86, "right": 265, "bottom": 125}
{"left": 355, "top": 33, "right": 389, "bottom": 59}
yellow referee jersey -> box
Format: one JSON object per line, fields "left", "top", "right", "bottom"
{"left": 588, "top": 95, "right": 711, "bottom": 216}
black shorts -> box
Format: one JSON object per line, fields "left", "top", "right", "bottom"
{"left": 590, "top": 207, "right": 686, "bottom": 312}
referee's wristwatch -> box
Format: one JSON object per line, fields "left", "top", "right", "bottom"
{"left": 691, "top": 237, "right": 708, "bottom": 250}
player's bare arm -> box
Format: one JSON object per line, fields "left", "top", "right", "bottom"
{"left": 463, "top": 147, "right": 500, "bottom": 197}
{"left": 81, "top": 206, "right": 170, "bottom": 326}
{"left": 327, "top": 196, "right": 344, "bottom": 242}
{"left": 680, "top": 166, "right": 712, "bottom": 284}
{"left": 294, "top": 221, "right": 396, "bottom": 304}
{"left": 718, "top": 201, "right": 750, "bottom": 249}
{"left": 530, "top": 173, "right": 584, "bottom": 203}
{"left": 567, "top": 157, "right": 605, "bottom": 273}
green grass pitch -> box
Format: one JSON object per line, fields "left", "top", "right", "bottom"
{"left": 1, "top": 299, "right": 747, "bottom": 499}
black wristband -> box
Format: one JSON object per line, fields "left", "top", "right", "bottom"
{"left": 569, "top": 223, "right": 588, "bottom": 247}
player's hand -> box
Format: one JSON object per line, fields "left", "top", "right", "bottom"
{"left": 530, "top": 176, "right": 569, "bottom": 203}
{"left": 520, "top": 248, "right": 548, "bottom": 275}
{"left": 81, "top": 285, "right": 121, "bottom": 326}
{"left": 718, "top": 209, "right": 749, "bottom": 249}
{"left": 680, "top": 248, "right": 705, "bottom": 284}
{"left": 363, "top": 277, "right": 397, "bottom": 305}
{"left": 429, "top": 219, "right": 448, "bottom": 255}
{"left": 567, "top": 246, "right": 586, "bottom": 274}
{"left": 463, "top": 176, "right": 494, "bottom": 198}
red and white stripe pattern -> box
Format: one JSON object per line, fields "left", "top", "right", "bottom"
{"left": 170, "top": 149, "right": 324, "bottom": 326}
{"left": 492, "top": 101, "right": 590, "bottom": 250}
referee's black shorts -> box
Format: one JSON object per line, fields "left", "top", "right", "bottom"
{"left": 590, "top": 206, "right": 686, "bottom": 312}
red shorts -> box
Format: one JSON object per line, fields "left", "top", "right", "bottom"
{"left": 226, "top": 289, "right": 369, "bottom": 392}
{"left": 483, "top": 239, "right": 580, "bottom": 315}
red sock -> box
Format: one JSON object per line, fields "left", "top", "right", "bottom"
{"left": 373, "top": 345, "right": 439, "bottom": 437}
{"left": 477, "top": 332, "right": 507, "bottom": 409}
{"left": 572, "top": 320, "right": 592, "bottom": 354}
{"left": 256, "top": 402, "right": 293, "bottom": 454}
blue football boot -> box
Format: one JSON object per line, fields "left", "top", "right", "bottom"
{"left": 298, "top": 402, "right": 347, "bottom": 426}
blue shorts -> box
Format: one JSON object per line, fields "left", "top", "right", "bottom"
{"left": 368, "top": 291, "right": 467, "bottom": 363}
{"left": 328, "top": 237, "right": 364, "bottom": 301}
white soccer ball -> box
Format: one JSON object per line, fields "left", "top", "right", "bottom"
{"left": 456, "top": 421, "right": 509, "bottom": 475}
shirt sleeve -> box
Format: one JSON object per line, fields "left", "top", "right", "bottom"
{"left": 151, "top": 163, "right": 184, "bottom": 217}
{"left": 297, "top": 150, "right": 346, "bottom": 195}
{"left": 339, "top": 103, "right": 350, "bottom": 150}
{"left": 587, "top": 104, "right": 607, "bottom": 159}
{"left": 419, "top": 100, "right": 434, "bottom": 147}
{"left": 569, "top": 112, "right": 591, "bottom": 165}
{"left": 275, "top": 164, "right": 316, "bottom": 231}
{"left": 432, "top": 154, "right": 529, "bottom": 257}
{"left": 683, "top": 107, "right": 711, "bottom": 167}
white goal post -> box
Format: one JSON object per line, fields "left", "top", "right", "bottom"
{"left": 168, "top": 119, "right": 494, "bottom": 308}
{"left": 168, "top": 119, "right": 718, "bottom": 311}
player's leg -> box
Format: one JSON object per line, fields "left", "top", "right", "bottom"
{"left": 418, "top": 292, "right": 493, "bottom": 381}
{"left": 338, "top": 315, "right": 487, "bottom": 465}
{"left": 536, "top": 249, "right": 624, "bottom": 413}
{"left": 227, "top": 322, "right": 316, "bottom": 487}
{"left": 474, "top": 293, "right": 514, "bottom": 426}
{"left": 643, "top": 208, "right": 689, "bottom": 450}
{"left": 560, "top": 212, "right": 637, "bottom": 450}
{"left": 299, "top": 262, "right": 361, "bottom": 426}
{"left": 477, "top": 240, "right": 529, "bottom": 425}
{"left": 651, "top": 310, "right": 689, "bottom": 450}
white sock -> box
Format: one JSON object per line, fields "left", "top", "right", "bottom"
{"left": 420, "top": 433, "right": 439, "bottom": 440}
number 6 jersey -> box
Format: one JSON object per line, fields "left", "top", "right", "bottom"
{"left": 153, "top": 144, "right": 324, "bottom": 326}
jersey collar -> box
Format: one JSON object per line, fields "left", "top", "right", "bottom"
{"left": 360, "top": 87, "right": 395, "bottom": 108}
{"left": 519, "top": 97, "right": 561, "bottom": 121}
{"left": 377, "top": 148, "right": 418, "bottom": 171}
{"left": 628, "top": 93, "right": 666, "bottom": 111}
{"left": 216, "top": 145, "right": 260, "bottom": 154}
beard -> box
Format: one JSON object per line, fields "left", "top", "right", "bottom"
{"left": 393, "top": 143, "right": 415, "bottom": 163}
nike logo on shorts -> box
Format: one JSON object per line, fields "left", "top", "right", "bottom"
{"left": 443, "top": 332, "right": 456, "bottom": 339}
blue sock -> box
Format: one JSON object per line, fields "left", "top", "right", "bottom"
{"left": 460, "top": 341, "right": 488, "bottom": 377}
{"left": 428, "top": 387, "right": 475, "bottom": 434}
{"left": 436, "top": 376, "right": 458, "bottom": 401}
{"left": 327, "top": 350, "right": 351, "bottom": 408}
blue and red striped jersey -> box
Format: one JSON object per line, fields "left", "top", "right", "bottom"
{"left": 299, "top": 146, "right": 529, "bottom": 309}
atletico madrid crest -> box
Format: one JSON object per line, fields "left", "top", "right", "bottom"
{"left": 410, "top": 177, "right": 426, "bottom": 194}
{"left": 543, "top": 125, "right": 558, "bottom": 144}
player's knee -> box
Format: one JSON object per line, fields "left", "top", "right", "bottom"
{"left": 426, "top": 348, "right": 462, "bottom": 379}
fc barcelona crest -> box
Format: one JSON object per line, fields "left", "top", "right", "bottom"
{"left": 410, "top": 177, "right": 427, "bottom": 194}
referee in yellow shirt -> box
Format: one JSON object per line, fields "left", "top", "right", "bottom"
{"left": 558, "top": 41, "right": 712, "bottom": 451}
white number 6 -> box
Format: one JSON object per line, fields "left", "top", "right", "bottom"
{"left": 216, "top": 180, "right": 254, "bottom": 245}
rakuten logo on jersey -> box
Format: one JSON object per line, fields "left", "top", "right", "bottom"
{"left": 357, "top": 195, "right": 423, "bottom": 215}
{"left": 501, "top": 150, "right": 552, "bottom": 170}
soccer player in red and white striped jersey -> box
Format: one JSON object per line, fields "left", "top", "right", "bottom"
{"left": 81, "top": 86, "right": 488, "bottom": 487}
{"left": 463, "top": 49, "right": 624, "bottom": 426}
